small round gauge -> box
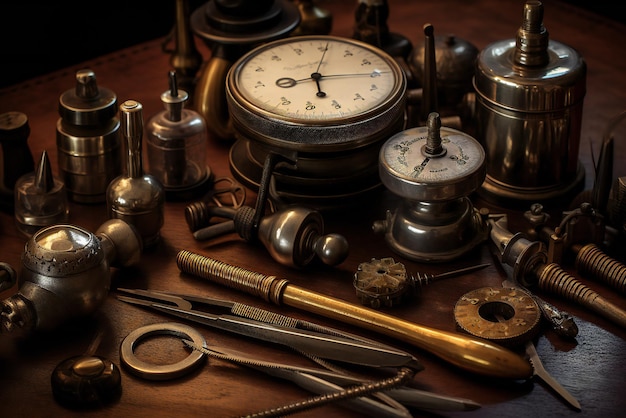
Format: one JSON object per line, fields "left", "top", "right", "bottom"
{"left": 379, "top": 116, "right": 486, "bottom": 202}
{"left": 373, "top": 113, "right": 488, "bottom": 262}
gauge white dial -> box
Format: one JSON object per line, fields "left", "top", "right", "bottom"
{"left": 235, "top": 37, "right": 398, "bottom": 121}
{"left": 383, "top": 130, "right": 484, "bottom": 183}
{"left": 379, "top": 124, "right": 486, "bottom": 201}
{"left": 226, "top": 35, "right": 406, "bottom": 150}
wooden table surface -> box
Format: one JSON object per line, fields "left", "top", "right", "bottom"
{"left": 1, "top": 1, "right": 625, "bottom": 417}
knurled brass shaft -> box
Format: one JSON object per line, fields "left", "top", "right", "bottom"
{"left": 574, "top": 243, "right": 626, "bottom": 295}
{"left": 536, "top": 262, "right": 626, "bottom": 329}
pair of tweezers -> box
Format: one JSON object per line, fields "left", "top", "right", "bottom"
{"left": 117, "top": 288, "right": 480, "bottom": 414}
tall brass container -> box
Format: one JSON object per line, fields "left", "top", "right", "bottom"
{"left": 56, "top": 69, "right": 122, "bottom": 203}
{"left": 473, "top": 1, "right": 586, "bottom": 206}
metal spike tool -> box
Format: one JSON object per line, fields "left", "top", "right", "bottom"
{"left": 524, "top": 338, "right": 581, "bottom": 411}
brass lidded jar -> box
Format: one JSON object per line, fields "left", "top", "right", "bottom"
{"left": 473, "top": 0, "right": 586, "bottom": 206}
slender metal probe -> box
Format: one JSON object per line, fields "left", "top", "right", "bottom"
{"left": 413, "top": 263, "right": 490, "bottom": 288}
{"left": 175, "top": 250, "right": 532, "bottom": 380}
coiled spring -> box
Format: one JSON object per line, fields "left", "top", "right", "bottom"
{"left": 176, "top": 249, "right": 289, "bottom": 305}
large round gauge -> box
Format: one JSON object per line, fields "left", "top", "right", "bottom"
{"left": 226, "top": 35, "right": 407, "bottom": 207}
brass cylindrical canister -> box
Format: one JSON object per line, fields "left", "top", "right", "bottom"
{"left": 56, "top": 69, "right": 122, "bottom": 203}
{"left": 473, "top": 1, "right": 586, "bottom": 206}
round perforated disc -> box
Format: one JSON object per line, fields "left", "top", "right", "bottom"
{"left": 454, "top": 287, "right": 542, "bottom": 347}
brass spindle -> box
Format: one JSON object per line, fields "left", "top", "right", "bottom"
{"left": 537, "top": 262, "right": 626, "bottom": 329}
{"left": 574, "top": 243, "right": 626, "bottom": 295}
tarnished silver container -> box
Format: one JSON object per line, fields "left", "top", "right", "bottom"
{"left": 56, "top": 69, "right": 122, "bottom": 203}
{"left": 473, "top": 1, "right": 586, "bottom": 205}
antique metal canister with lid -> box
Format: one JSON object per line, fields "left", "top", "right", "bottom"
{"left": 56, "top": 69, "right": 122, "bottom": 203}
{"left": 473, "top": 0, "right": 586, "bottom": 206}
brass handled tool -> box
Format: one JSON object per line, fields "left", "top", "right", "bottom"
{"left": 175, "top": 249, "right": 533, "bottom": 380}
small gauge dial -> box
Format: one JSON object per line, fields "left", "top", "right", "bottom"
{"left": 380, "top": 124, "right": 486, "bottom": 201}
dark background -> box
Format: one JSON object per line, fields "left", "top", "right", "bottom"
{"left": 0, "top": 1, "right": 624, "bottom": 89}
{"left": 0, "top": 0, "right": 204, "bottom": 89}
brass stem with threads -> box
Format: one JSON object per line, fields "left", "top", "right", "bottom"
{"left": 176, "top": 249, "right": 532, "bottom": 380}
{"left": 536, "top": 262, "right": 626, "bottom": 329}
{"left": 489, "top": 214, "right": 626, "bottom": 330}
{"left": 573, "top": 243, "right": 626, "bottom": 295}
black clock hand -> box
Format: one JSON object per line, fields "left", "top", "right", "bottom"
{"left": 275, "top": 71, "right": 390, "bottom": 88}
{"left": 315, "top": 42, "right": 329, "bottom": 74}
{"left": 413, "top": 158, "right": 430, "bottom": 178}
{"left": 310, "top": 42, "right": 329, "bottom": 97}
{"left": 311, "top": 72, "right": 326, "bottom": 97}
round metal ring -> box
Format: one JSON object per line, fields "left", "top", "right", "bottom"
{"left": 120, "top": 322, "right": 207, "bottom": 380}
{"left": 453, "top": 287, "right": 542, "bottom": 347}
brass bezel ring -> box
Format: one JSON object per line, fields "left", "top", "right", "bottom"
{"left": 120, "top": 322, "right": 207, "bottom": 380}
{"left": 454, "top": 287, "right": 542, "bottom": 347}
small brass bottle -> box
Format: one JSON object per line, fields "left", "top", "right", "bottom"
{"left": 106, "top": 100, "right": 165, "bottom": 249}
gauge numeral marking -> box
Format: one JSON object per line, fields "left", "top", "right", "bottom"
{"left": 361, "top": 59, "right": 371, "bottom": 66}
{"left": 331, "top": 100, "right": 341, "bottom": 109}
{"left": 254, "top": 81, "right": 266, "bottom": 89}
{"left": 255, "top": 66, "right": 264, "bottom": 72}
{"left": 393, "top": 141, "right": 413, "bottom": 167}
{"left": 305, "top": 101, "right": 315, "bottom": 111}
{"left": 354, "top": 93, "right": 364, "bottom": 101}
{"left": 343, "top": 49, "right": 353, "bottom": 57}
{"left": 271, "top": 54, "right": 281, "bottom": 62}
{"left": 280, "top": 97, "right": 291, "bottom": 106}
{"left": 450, "top": 153, "right": 469, "bottom": 165}
{"left": 448, "top": 139, "right": 469, "bottom": 165}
